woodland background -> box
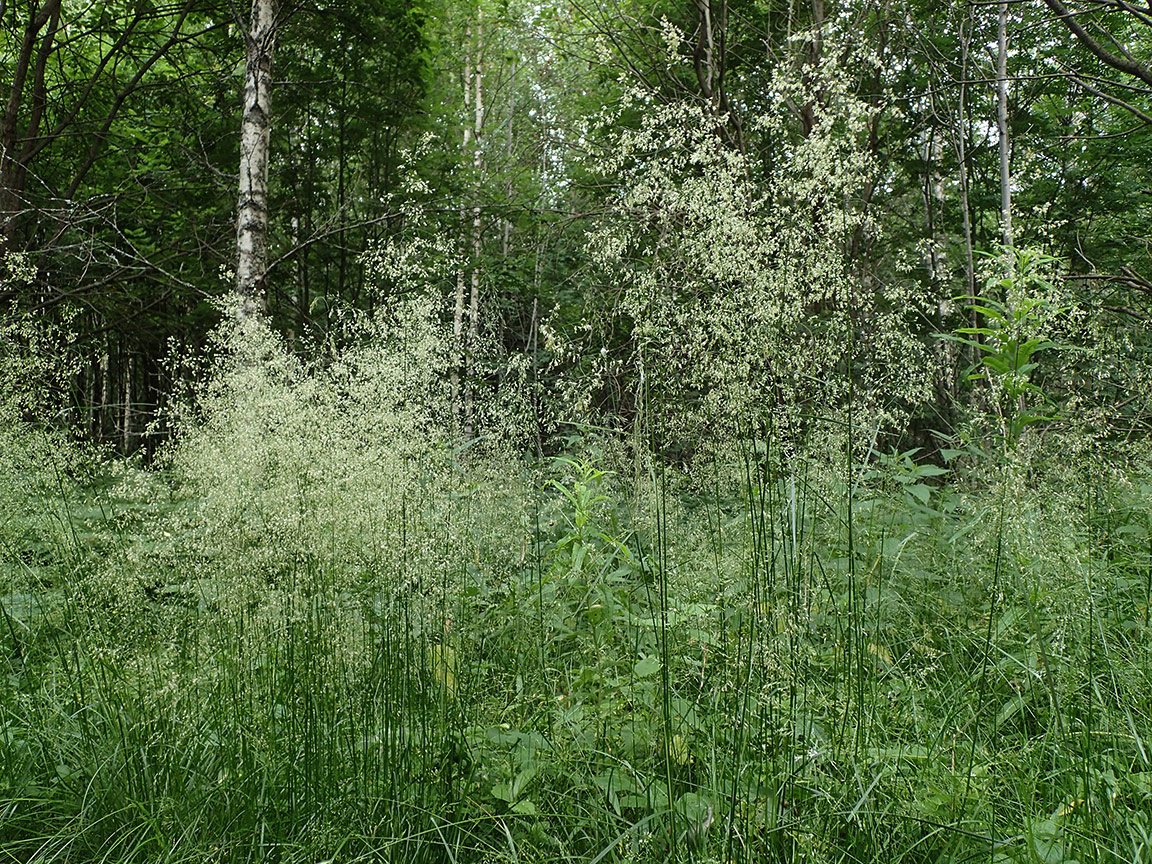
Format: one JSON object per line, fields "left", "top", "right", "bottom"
{"left": 2, "top": 0, "right": 1150, "bottom": 449}
{"left": 4, "top": 0, "right": 1152, "bottom": 862}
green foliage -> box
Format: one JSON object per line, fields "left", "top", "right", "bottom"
{"left": 947, "top": 248, "right": 1067, "bottom": 445}
{"left": 4, "top": 380, "right": 1152, "bottom": 862}
{"left": 0, "top": 257, "right": 100, "bottom": 574}
{"left": 862, "top": 446, "right": 949, "bottom": 506}
{"left": 0, "top": 254, "right": 81, "bottom": 422}
{"left": 7, "top": 2, "right": 1152, "bottom": 862}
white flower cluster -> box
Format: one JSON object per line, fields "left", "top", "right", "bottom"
{"left": 578, "top": 51, "right": 934, "bottom": 455}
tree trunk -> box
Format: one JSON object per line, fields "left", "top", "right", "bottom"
{"left": 956, "top": 16, "right": 975, "bottom": 300}
{"left": 997, "top": 0, "right": 1013, "bottom": 257}
{"left": 123, "top": 347, "right": 133, "bottom": 453}
{"left": 452, "top": 19, "right": 473, "bottom": 433}
{"left": 465, "top": 6, "right": 484, "bottom": 442}
{"left": 798, "top": 0, "right": 825, "bottom": 138}
{"left": 453, "top": 8, "right": 485, "bottom": 441}
{"left": 691, "top": 0, "right": 741, "bottom": 149}
{"left": 236, "top": 0, "right": 276, "bottom": 318}
{"left": 0, "top": 0, "right": 62, "bottom": 246}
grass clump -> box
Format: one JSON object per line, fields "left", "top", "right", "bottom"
{"left": 3, "top": 316, "right": 1152, "bottom": 863}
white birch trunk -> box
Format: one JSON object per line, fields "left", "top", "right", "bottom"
{"left": 997, "top": 0, "right": 1013, "bottom": 258}
{"left": 957, "top": 10, "right": 975, "bottom": 299}
{"left": 464, "top": 6, "right": 484, "bottom": 441}
{"left": 236, "top": 0, "right": 276, "bottom": 318}
{"left": 452, "top": 22, "right": 473, "bottom": 431}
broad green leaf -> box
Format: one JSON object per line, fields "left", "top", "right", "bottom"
{"left": 634, "top": 655, "right": 661, "bottom": 678}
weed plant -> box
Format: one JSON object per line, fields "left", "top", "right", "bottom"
{"left": 3, "top": 320, "right": 1152, "bottom": 863}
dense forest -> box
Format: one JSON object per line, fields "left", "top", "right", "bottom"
{"left": 4, "top": 0, "right": 1152, "bottom": 861}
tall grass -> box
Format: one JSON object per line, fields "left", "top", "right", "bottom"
{"left": 3, "top": 329, "right": 1152, "bottom": 862}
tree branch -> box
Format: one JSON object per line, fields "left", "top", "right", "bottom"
{"left": 1068, "top": 69, "right": 1152, "bottom": 123}
{"left": 65, "top": 2, "right": 200, "bottom": 199}
{"left": 1041, "top": 0, "right": 1152, "bottom": 87}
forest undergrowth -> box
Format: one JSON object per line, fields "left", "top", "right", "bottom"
{"left": 3, "top": 318, "right": 1152, "bottom": 864}
{"left": 5, "top": 0, "right": 1152, "bottom": 858}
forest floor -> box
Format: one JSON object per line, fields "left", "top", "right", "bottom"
{"left": 3, "top": 430, "right": 1152, "bottom": 864}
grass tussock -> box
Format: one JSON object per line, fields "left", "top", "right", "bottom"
{"left": 3, "top": 325, "right": 1152, "bottom": 864}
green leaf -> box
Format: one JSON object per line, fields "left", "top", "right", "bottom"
{"left": 913, "top": 465, "right": 949, "bottom": 478}
{"left": 907, "top": 484, "right": 930, "bottom": 504}
{"left": 996, "top": 693, "right": 1029, "bottom": 727}
{"left": 492, "top": 782, "right": 513, "bottom": 803}
{"left": 634, "top": 655, "right": 661, "bottom": 678}
{"left": 968, "top": 303, "right": 1008, "bottom": 320}
{"left": 953, "top": 327, "right": 1000, "bottom": 339}
{"left": 512, "top": 766, "right": 538, "bottom": 798}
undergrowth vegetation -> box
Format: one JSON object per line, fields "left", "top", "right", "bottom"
{"left": 7, "top": 0, "right": 1152, "bottom": 859}
{"left": 4, "top": 75, "right": 1151, "bottom": 858}
{"left": 4, "top": 309, "right": 1152, "bottom": 863}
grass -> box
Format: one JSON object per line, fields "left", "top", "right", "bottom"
{"left": 3, "top": 408, "right": 1152, "bottom": 863}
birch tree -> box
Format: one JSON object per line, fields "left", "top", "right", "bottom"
{"left": 236, "top": 0, "right": 277, "bottom": 317}
{"left": 997, "top": 0, "right": 1013, "bottom": 256}
{"left": 452, "top": 4, "right": 485, "bottom": 439}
